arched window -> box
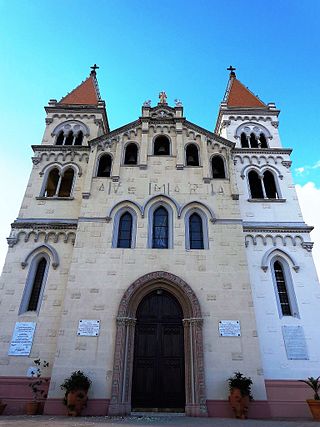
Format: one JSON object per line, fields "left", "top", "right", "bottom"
{"left": 97, "top": 154, "right": 112, "bottom": 177}
{"left": 117, "top": 212, "right": 133, "bottom": 248}
{"left": 19, "top": 256, "right": 49, "bottom": 314}
{"left": 152, "top": 207, "right": 169, "bottom": 248}
{"left": 65, "top": 131, "right": 74, "bottom": 145}
{"left": 124, "top": 143, "right": 138, "bottom": 165}
{"left": 154, "top": 135, "right": 170, "bottom": 155}
{"left": 186, "top": 144, "right": 199, "bottom": 166}
{"left": 248, "top": 170, "right": 264, "bottom": 198}
{"left": 259, "top": 133, "right": 268, "bottom": 148}
{"left": 74, "top": 131, "right": 83, "bottom": 146}
{"left": 27, "top": 258, "right": 47, "bottom": 311}
{"left": 271, "top": 259, "right": 299, "bottom": 317}
{"left": 189, "top": 213, "right": 204, "bottom": 249}
{"left": 211, "top": 156, "right": 226, "bottom": 179}
{"left": 240, "top": 132, "right": 249, "bottom": 148}
{"left": 44, "top": 168, "right": 60, "bottom": 197}
{"left": 263, "top": 171, "right": 278, "bottom": 199}
{"left": 58, "top": 168, "right": 74, "bottom": 197}
{"left": 250, "top": 133, "right": 258, "bottom": 148}
{"left": 56, "top": 131, "right": 64, "bottom": 145}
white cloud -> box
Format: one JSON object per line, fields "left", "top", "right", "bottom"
{"left": 296, "top": 182, "right": 320, "bottom": 279}
{"left": 295, "top": 167, "right": 305, "bottom": 175}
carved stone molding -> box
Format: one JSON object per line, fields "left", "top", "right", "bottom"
{"left": 281, "top": 160, "right": 292, "bottom": 169}
{"left": 301, "top": 242, "right": 314, "bottom": 252}
{"left": 109, "top": 271, "right": 207, "bottom": 417}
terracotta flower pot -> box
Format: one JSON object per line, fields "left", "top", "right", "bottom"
{"left": 26, "top": 401, "right": 40, "bottom": 415}
{"left": 66, "top": 389, "right": 88, "bottom": 416}
{"left": 0, "top": 402, "right": 7, "bottom": 415}
{"left": 307, "top": 399, "right": 320, "bottom": 420}
{"left": 229, "top": 387, "right": 250, "bottom": 419}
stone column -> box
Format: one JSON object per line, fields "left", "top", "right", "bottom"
{"left": 139, "top": 120, "right": 148, "bottom": 169}
{"left": 228, "top": 154, "right": 239, "bottom": 200}
{"left": 176, "top": 122, "right": 184, "bottom": 169}
{"left": 112, "top": 139, "right": 122, "bottom": 182}
{"left": 202, "top": 136, "right": 210, "bottom": 182}
{"left": 109, "top": 317, "right": 136, "bottom": 416}
{"left": 183, "top": 317, "right": 207, "bottom": 417}
{"left": 82, "top": 145, "right": 97, "bottom": 199}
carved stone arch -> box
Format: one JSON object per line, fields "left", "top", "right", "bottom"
{"left": 235, "top": 122, "right": 272, "bottom": 139}
{"left": 51, "top": 120, "right": 90, "bottom": 137}
{"left": 109, "top": 271, "right": 207, "bottom": 417}
{"left": 142, "top": 194, "right": 180, "bottom": 218}
{"left": 107, "top": 199, "right": 143, "bottom": 220}
{"left": 261, "top": 248, "right": 299, "bottom": 272}
{"left": 179, "top": 201, "right": 216, "bottom": 222}
{"left": 21, "top": 244, "right": 59, "bottom": 270}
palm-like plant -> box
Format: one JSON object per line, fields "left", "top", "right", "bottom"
{"left": 300, "top": 376, "right": 320, "bottom": 400}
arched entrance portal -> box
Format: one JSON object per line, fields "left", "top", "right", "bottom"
{"left": 131, "top": 290, "right": 185, "bottom": 410}
{"left": 108, "top": 271, "right": 207, "bottom": 417}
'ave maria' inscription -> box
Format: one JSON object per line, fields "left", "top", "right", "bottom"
{"left": 98, "top": 181, "right": 216, "bottom": 196}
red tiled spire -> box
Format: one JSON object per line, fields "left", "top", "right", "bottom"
{"left": 58, "top": 68, "right": 101, "bottom": 106}
{"left": 224, "top": 68, "right": 267, "bottom": 108}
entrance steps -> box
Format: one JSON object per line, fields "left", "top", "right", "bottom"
{"left": 131, "top": 411, "right": 185, "bottom": 417}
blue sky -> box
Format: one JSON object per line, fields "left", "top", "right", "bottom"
{"left": 0, "top": 0, "right": 320, "bottom": 272}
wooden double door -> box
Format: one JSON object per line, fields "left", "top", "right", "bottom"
{"left": 131, "top": 290, "right": 185, "bottom": 410}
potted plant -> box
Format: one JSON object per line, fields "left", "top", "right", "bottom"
{"left": 27, "top": 359, "right": 49, "bottom": 415}
{"left": 299, "top": 376, "right": 320, "bottom": 420}
{"left": 60, "top": 370, "right": 91, "bottom": 416}
{"left": 227, "top": 371, "right": 253, "bottom": 419}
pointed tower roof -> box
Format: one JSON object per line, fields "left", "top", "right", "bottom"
{"left": 223, "top": 67, "right": 267, "bottom": 108}
{"left": 58, "top": 67, "right": 101, "bottom": 105}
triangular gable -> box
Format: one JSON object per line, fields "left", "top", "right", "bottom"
{"left": 59, "top": 74, "right": 100, "bottom": 105}
{"left": 226, "top": 77, "right": 267, "bottom": 108}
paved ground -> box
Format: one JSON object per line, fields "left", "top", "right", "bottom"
{"left": 0, "top": 415, "right": 316, "bottom": 427}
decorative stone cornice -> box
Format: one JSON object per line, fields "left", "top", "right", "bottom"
{"left": 12, "top": 220, "right": 78, "bottom": 230}
{"left": 32, "top": 145, "right": 90, "bottom": 152}
{"left": 243, "top": 222, "right": 313, "bottom": 233}
{"left": 233, "top": 148, "right": 292, "bottom": 155}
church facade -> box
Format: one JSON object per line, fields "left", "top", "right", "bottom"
{"left": 0, "top": 67, "right": 319, "bottom": 418}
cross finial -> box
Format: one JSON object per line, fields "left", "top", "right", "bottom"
{"left": 227, "top": 65, "right": 236, "bottom": 77}
{"left": 90, "top": 64, "right": 99, "bottom": 75}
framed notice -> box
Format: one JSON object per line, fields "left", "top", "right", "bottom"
{"left": 77, "top": 320, "right": 100, "bottom": 336}
{"left": 8, "top": 322, "right": 36, "bottom": 356}
{"left": 282, "top": 325, "right": 309, "bottom": 360}
{"left": 219, "top": 320, "right": 241, "bottom": 337}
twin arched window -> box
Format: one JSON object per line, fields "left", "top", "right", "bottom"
{"left": 44, "top": 167, "right": 75, "bottom": 197}
{"left": 248, "top": 170, "right": 279, "bottom": 199}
